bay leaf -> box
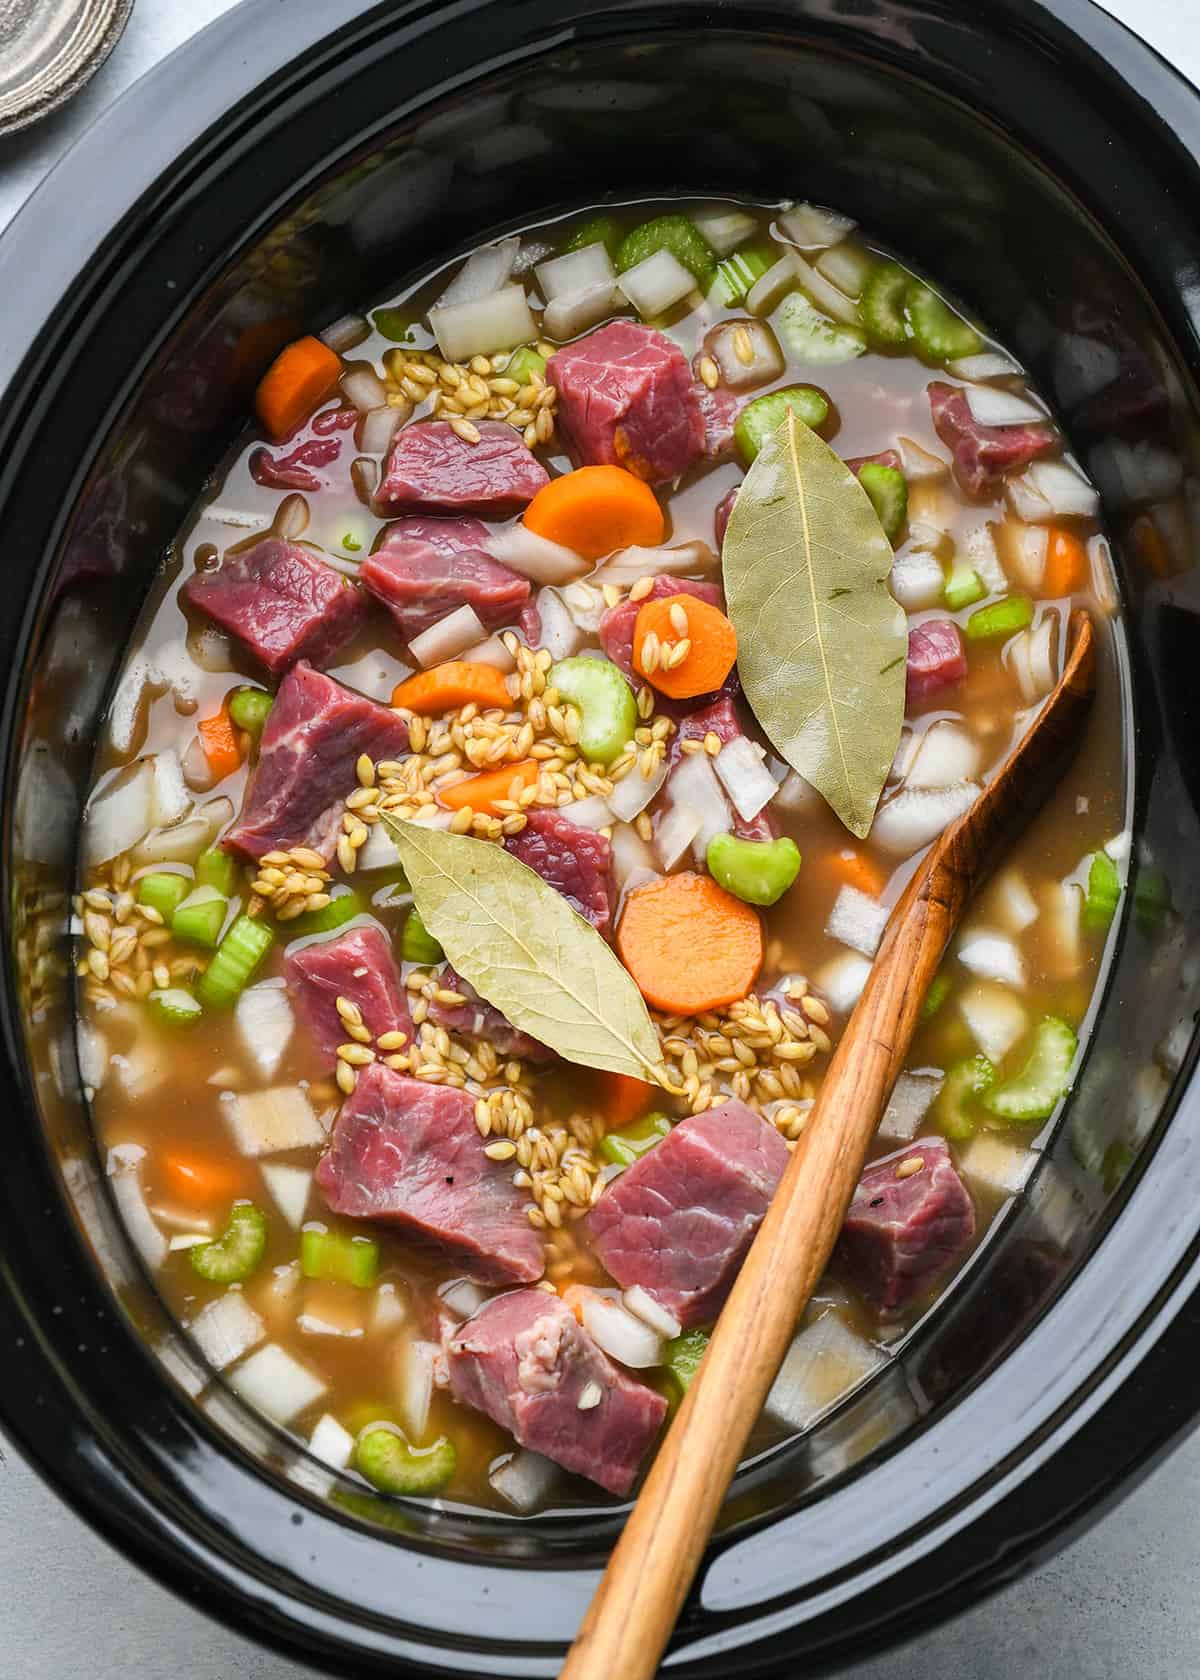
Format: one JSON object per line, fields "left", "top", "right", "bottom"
{"left": 723, "top": 410, "right": 907, "bottom": 838}
{"left": 379, "top": 814, "right": 670, "bottom": 1085}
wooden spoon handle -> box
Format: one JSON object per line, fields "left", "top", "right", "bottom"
{"left": 561, "top": 611, "right": 1096, "bottom": 1680}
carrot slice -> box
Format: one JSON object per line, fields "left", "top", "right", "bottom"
{"left": 392, "top": 661, "right": 514, "bottom": 715}
{"left": 632, "top": 593, "right": 738, "bottom": 699}
{"left": 437, "top": 759, "right": 539, "bottom": 816}
{"left": 160, "top": 1152, "right": 251, "bottom": 1203}
{"left": 597, "top": 1070, "right": 654, "bottom": 1128}
{"left": 1042, "top": 528, "right": 1087, "bottom": 597}
{"left": 822, "top": 849, "right": 885, "bottom": 898}
{"left": 523, "top": 465, "right": 664, "bottom": 561}
{"left": 617, "top": 872, "right": 762, "bottom": 1015}
{"left": 197, "top": 702, "right": 242, "bottom": 782}
{"left": 254, "top": 335, "right": 343, "bottom": 441}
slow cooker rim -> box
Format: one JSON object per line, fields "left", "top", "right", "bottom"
{"left": 1, "top": 0, "right": 1199, "bottom": 1674}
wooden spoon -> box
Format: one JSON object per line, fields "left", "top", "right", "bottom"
{"left": 561, "top": 608, "right": 1096, "bottom": 1680}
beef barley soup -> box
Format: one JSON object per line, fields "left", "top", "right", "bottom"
{"left": 77, "top": 198, "right": 1127, "bottom": 1513}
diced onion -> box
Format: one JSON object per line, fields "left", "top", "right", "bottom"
{"left": 1000, "top": 522, "right": 1049, "bottom": 591}
{"left": 307, "top": 1412, "right": 355, "bottom": 1470}
{"left": 878, "top": 1071, "right": 943, "bottom": 1143}
{"left": 872, "top": 782, "right": 979, "bottom": 857}
{"left": 961, "top": 522, "right": 1007, "bottom": 594}
{"left": 224, "top": 1086, "right": 325, "bottom": 1157}
{"left": 355, "top": 820, "right": 404, "bottom": 872}
{"left": 536, "top": 243, "right": 615, "bottom": 301}
{"left": 771, "top": 769, "right": 819, "bottom": 813}
{"left": 667, "top": 750, "right": 732, "bottom": 857}
{"left": 607, "top": 756, "right": 667, "bottom": 822}
{"left": 151, "top": 749, "right": 191, "bottom": 829}
{"left": 610, "top": 822, "right": 658, "bottom": 890}
{"left": 706, "top": 319, "right": 784, "bottom": 389}
{"left": 320, "top": 313, "right": 369, "bottom": 353}
{"left": 429, "top": 284, "right": 538, "bottom": 362}
{"left": 85, "top": 759, "right": 156, "bottom": 866}
{"left": 816, "top": 951, "right": 872, "bottom": 1015}
{"left": 814, "top": 241, "right": 873, "bottom": 298}
{"left": 958, "top": 980, "right": 1028, "bottom": 1061}
{"left": 765, "top": 1311, "right": 882, "bottom": 1432}
{"left": 409, "top": 604, "right": 487, "bottom": 668}
{"left": 107, "top": 1143, "right": 167, "bottom": 1270}
{"left": 826, "top": 885, "right": 890, "bottom": 958}
{"left": 460, "top": 632, "right": 517, "bottom": 673}
{"left": 895, "top": 437, "right": 949, "bottom": 482}
{"left": 957, "top": 1132, "right": 1035, "bottom": 1198}
{"left": 230, "top": 1344, "right": 327, "bottom": 1424}
{"left": 588, "top": 539, "right": 719, "bottom": 589}
{"left": 182, "top": 735, "right": 217, "bottom": 794}
{"left": 235, "top": 979, "right": 294, "bottom": 1080}
{"left": 963, "top": 384, "right": 1047, "bottom": 427}
{"left": 560, "top": 580, "right": 605, "bottom": 633}
{"left": 581, "top": 1293, "right": 662, "bottom": 1368}
{"left": 1007, "top": 458, "right": 1101, "bottom": 522}
{"left": 273, "top": 492, "right": 309, "bottom": 541}
{"left": 132, "top": 796, "right": 233, "bottom": 867}
{"left": 490, "top": 1449, "right": 559, "bottom": 1513}
{"left": 947, "top": 350, "right": 1021, "bottom": 381}
{"left": 563, "top": 793, "right": 614, "bottom": 830}
{"left": 77, "top": 1022, "right": 108, "bottom": 1092}
{"left": 260, "top": 1163, "right": 312, "bottom": 1230}
{"left": 357, "top": 404, "right": 403, "bottom": 456}
{"left": 340, "top": 365, "right": 389, "bottom": 414}
{"left": 531, "top": 587, "right": 583, "bottom": 660}
{"left": 352, "top": 455, "right": 379, "bottom": 505}
{"left": 906, "top": 722, "right": 981, "bottom": 790}
{"left": 618, "top": 248, "right": 695, "bottom": 319}
{"left": 544, "top": 282, "right": 619, "bottom": 342}
{"left": 890, "top": 550, "right": 945, "bottom": 610}
{"left": 399, "top": 1340, "right": 438, "bottom": 1438}
{"left": 1039, "top": 880, "right": 1083, "bottom": 979}
{"left": 957, "top": 931, "right": 1025, "bottom": 988}
{"left": 371, "top": 1282, "right": 408, "bottom": 1333}
{"left": 436, "top": 237, "right": 521, "bottom": 308}
{"left": 786, "top": 249, "right": 863, "bottom": 327}
{"left": 1104, "top": 829, "right": 1132, "bottom": 864}
{"left": 777, "top": 202, "right": 855, "bottom": 251}
{"left": 108, "top": 656, "right": 158, "bottom": 757}
{"left": 438, "top": 1277, "right": 489, "bottom": 1318}
{"left": 488, "top": 523, "right": 591, "bottom": 584}
{"left": 112, "top": 1038, "right": 171, "bottom": 1102}
{"left": 622, "top": 1285, "right": 682, "bottom": 1339}
{"left": 712, "top": 735, "right": 776, "bottom": 822}
{"left": 190, "top": 1292, "right": 266, "bottom": 1370}
{"left": 655, "top": 800, "right": 702, "bottom": 871}
{"left": 745, "top": 254, "right": 797, "bottom": 317}
{"left": 990, "top": 868, "right": 1039, "bottom": 933}
{"left": 695, "top": 208, "right": 758, "bottom": 256}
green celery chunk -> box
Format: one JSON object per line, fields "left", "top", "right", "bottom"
{"left": 401, "top": 907, "right": 443, "bottom": 965}
{"left": 228, "top": 687, "right": 273, "bottom": 740}
{"left": 734, "top": 386, "right": 829, "bottom": 463}
{"left": 190, "top": 1202, "right": 268, "bottom": 1284}
{"left": 943, "top": 566, "right": 986, "bottom": 612}
{"left": 860, "top": 262, "right": 912, "bottom": 347}
{"left": 905, "top": 281, "right": 983, "bottom": 362}
{"left": 172, "top": 885, "right": 228, "bottom": 949}
{"left": 616, "top": 215, "right": 716, "bottom": 288}
{"left": 355, "top": 1426, "right": 457, "bottom": 1495}
{"left": 196, "top": 847, "right": 238, "bottom": 898}
{"left": 774, "top": 291, "right": 867, "bottom": 365}
{"left": 1102, "top": 1139, "right": 1134, "bottom": 1194}
{"left": 599, "top": 1111, "right": 672, "bottom": 1167}
{"left": 148, "top": 987, "right": 203, "bottom": 1028}
{"left": 707, "top": 833, "right": 801, "bottom": 907}
{"left": 982, "top": 1017, "right": 1077, "bottom": 1123}
{"left": 965, "top": 595, "right": 1034, "bottom": 641}
{"left": 503, "top": 344, "right": 547, "bottom": 386}
{"left": 563, "top": 214, "right": 623, "bottom": 262}
{"left": 1083, "top": 851, "right": 1122, "bottom": 933}
{"left": 936, "top": 1054, "right": 995, "bottom": 1140}
{"left": 714, "top": 245, "right": 773, "bottom": 306}
{"left": 548, "top": 657, "right": 638, "bottom": 766}
{"left": 196, "top": 913, "right": 274, "bottom": 1008}
{"left": 664, "top": 1328, "right": 710, "bottom": 1395}
{"left": 857, "top": 462, "right": 908, "bottom": 543}
{"left": 301, "top": 1226, "right": 380, "bottom": 1288}
{"left": 921, "top": 974, "right": 951, "bottom": 1021}
{"left": 372, "top": 307, "right": 417, "bottom": 343}
{"left": 136, "top": 872, "right": 189, "bottom": 921}
{"left": 287, "top": 888, "right": 368, "bottom": 939}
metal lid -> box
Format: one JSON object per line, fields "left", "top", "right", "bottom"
{"left": 0, "top": 0, "right": 134, "bottom": 137}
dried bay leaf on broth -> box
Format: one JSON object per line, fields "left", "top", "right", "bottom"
{"left": 723, "top": 410, "right": 907, "bottom": 838}
{"left": 380, "top": 815, "right": 669, "bottom": 1084}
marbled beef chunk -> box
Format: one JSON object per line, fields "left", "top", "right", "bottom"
{"left": 587, "top": 1102, "right": 789, "bottom": 1328}
{"left": 504, "top": 808, "right": 615, "bottom": 937}
{"left": 183, "top": 537, "right": 366, "bottom": 676}
{"left": 549, "top": 321, "right": 705, "bottom": 485}
{"left": 284, "top": 923, "right": 411, "bottom": 1065}
{"left": 361, "top": 536, "right": 529, "bottom": 642}
{"left": 599, "top": 576, "right": 723, "bottom": 683}
{"left": 906, "top": 620, "right": 967, "bottom": 706}
{"left": 377, "top": 420, "right": 549, "bottom": 515}
{"left": 446, "top": 1290, "right": 667, "bottom": 1495}
{"left": 315, "top": 1064, "right": 544, "bottom": 1285}
{"left": 838, "top": 1136, "right": 975, "bottom": 1317}
{"left": 928, "top": 381, "right": 1056, "bottom": 497}
{"left": 424, "top": 966, "right": 554, "bottom": 1062}
{"left": 223, "top": 663, "right": 410, "bottom": 861}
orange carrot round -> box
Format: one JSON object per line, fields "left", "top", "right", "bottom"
{"left": 1042, "top": 528, "right": 1087, "bottom": 597}
{"left": 392, "top": 661, "right": 514, "bottom": 715}
{"left": 254, "top": 335, "right": 343, "bottom": 441}
{"left": 617, "top": 872, "right": 762, "bottom": 1015}
{"left": 523, "top": 465, "right": 664, "bottom": 561}
{"left": 597, "top": 1070, "right": 655, "bottom": 1128}
{"left": 632, "top": 594, "right": 738, "bottom": 699}
{"left": 823, "top": 849, "right": 885, "bottom": 898}
{"left": 196, "top": 702, "right": 242, "bottom": 782}
{"left": 160, "top": 1152, "right": 252, "bottom": 1203}
{"left": 438, "top": 759, "right": 539, "bottom": 815}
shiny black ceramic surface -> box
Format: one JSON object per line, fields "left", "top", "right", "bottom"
{"left": 0, "top": 0, "right": 1199, "bottom": 1673}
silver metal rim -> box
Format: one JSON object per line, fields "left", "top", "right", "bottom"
{"left": 0, "top": 0, "right": 136, "bottom": 138}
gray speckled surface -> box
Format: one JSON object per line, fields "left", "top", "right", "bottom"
{"left": 0, "top": 1, "right": 1196, "bottom": 1673}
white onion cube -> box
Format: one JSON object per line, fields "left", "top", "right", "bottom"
{"left": 765, "top": 1312, "right": 884, "bottom": 1431}
{"left": 817, "top": 951, "right": 872, "bottom": 1015}
{"left": 958, "top": 1133, "right": 1036, "bottom": 1198}
{"left": 189, "top": 1292, "right": 266, "bottom": 1371}
{"left": 958, "top": 981, "right": 1028, "bottom": 1062}
{"left": 956, "top": 932, "right": 1025, "bottom": 988}
{"left": 878, "top": 1070, "right": 944, "bottom": 1143}
{"left": 827, "top": 885, "right": 890, "bottom": 958}
{"left": 225, "top": 1086, "right": 325, "bottom": 1157}
{"left": 231, "top": 1344, "right": 326, "bottom": 1424}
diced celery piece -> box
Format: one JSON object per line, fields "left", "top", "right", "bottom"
{"left": 943, "top": 566, "right": 986, "bottom": 612}
{"left": 774, "top": 291, "right": 867, "bottom": 364}
{"left": 921, "top": 974, "right": 951, "bottom": 1020}
{"left": 548, "top": 656, "right": 638, "bottom": 766}
{"left": 858, "top": 462, "right": 908, "bottom": 543}
{"left": 735, "top": 386, "right": 830, "bottom": 462}
{"left": 372, "top": 307, "right": 417, "bottom": 343}
{"left": 563, "top": 214, "right": 623, "bottom": 262}
{"left": 935, "top": 1054, "right": 995, "bottom": 1140}
{"left": 714, "top": 245, "right": 773, "bottom": 306}
{"left": 301, "top": 1227, "right": 380, "bottom": 1288}
{"left": 136, "top": 872, "right": 189, "bottom": 921}
{"left": 190, "top": 1202, "right": 268, "bottom": 1285}
{"left": 172, "top": 885, "right": 228, "bottom": 949}
{"left": 664, "top": 1328, "right": 710, "bottom": 1394}
{"left": 287, "top": 888, "right": 368, "bottom": 940}
{"left": 616, "top": 215, "right": 716, "bottom": 288}
{"left": 355, "top": 1426, "right": 456, "bottom": 1494}
{"left": 905, "top": 281, "right": 983, "bottom": 363}
{"left": 860, "top": 262, "right": 912, "bottom": 347}
{"left": 503, "top": 344, "right": 547, "bottom": 386}
{"left": 1083, "top": 851, "right": 1121, "bottom": 933}
{"left": 148, "top": 987, "right": 203, "bottom": 1029}
{"left": 982, "top": 1017, "right": 1077, "bottom": 1123}
{"left": 196, "top": 847, "right": 238, "bottom": 898}
{"left": 196, "top": 913, "right": 275, "bottom": 1008}
{"left": 401, "top": 907, "right": 443, "bottom": 965}
{"left": 965, "top": 595, "right": 1034, "bottom": 641}
{"left": 706, "top": 833, "right": 801, "bottom": 907}
{"left": 599, "top": 1111, "right": 671, "bottom": 1167}
{"left": 228, "top": 687, "right": 273, "bottom": 740}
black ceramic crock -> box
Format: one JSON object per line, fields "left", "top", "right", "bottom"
{"left": 1, "top": 0, "right": 1199, "bottom": 1673}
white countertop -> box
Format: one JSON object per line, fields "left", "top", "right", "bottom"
{"left": 0, "top": 3, "right": 1196, "bottom": 1676}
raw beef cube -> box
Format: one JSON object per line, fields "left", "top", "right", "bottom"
{"left": 504, "top": 808, "right": 615, "bottom": 937}
{"left": 446, "top": 1289, "right": 667, "bottom": 1496}
{"left": 361, "top": 537, "right": 529, "bottom": 641}
{"left": 906, "top": 620, "right": 967, "bottom": 706}
{"left": 315, "top": 1064, "right": 544, "bottom": 1285}
{"left": 839, "top": 1136, "right": 976, "bottom": 1316}
{"left": 424, "top": 967, "right": 554, "bottom": 1063}
{"left": 928, "top": 382, "right": 1056, "bottom": 498}
{"left": 694, "top": 383, "right": 741, "bottom": 459}
{"left": 377, "top": 421, "right": 549, "bottom": 516}
{"left": 183, "top": 537, "right": 366, "bottom": 676}
{"left": 587, "top": 1102, "right": 789, "bottom": 1327}
{"left": 549, "top": 321, "right": 705, "bottom": 484}
{"left": 284, "top": 923, "right": 411, "bottom": 1064}
{"left": 224, "top": 663, "right": 410, "bottom": 860}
